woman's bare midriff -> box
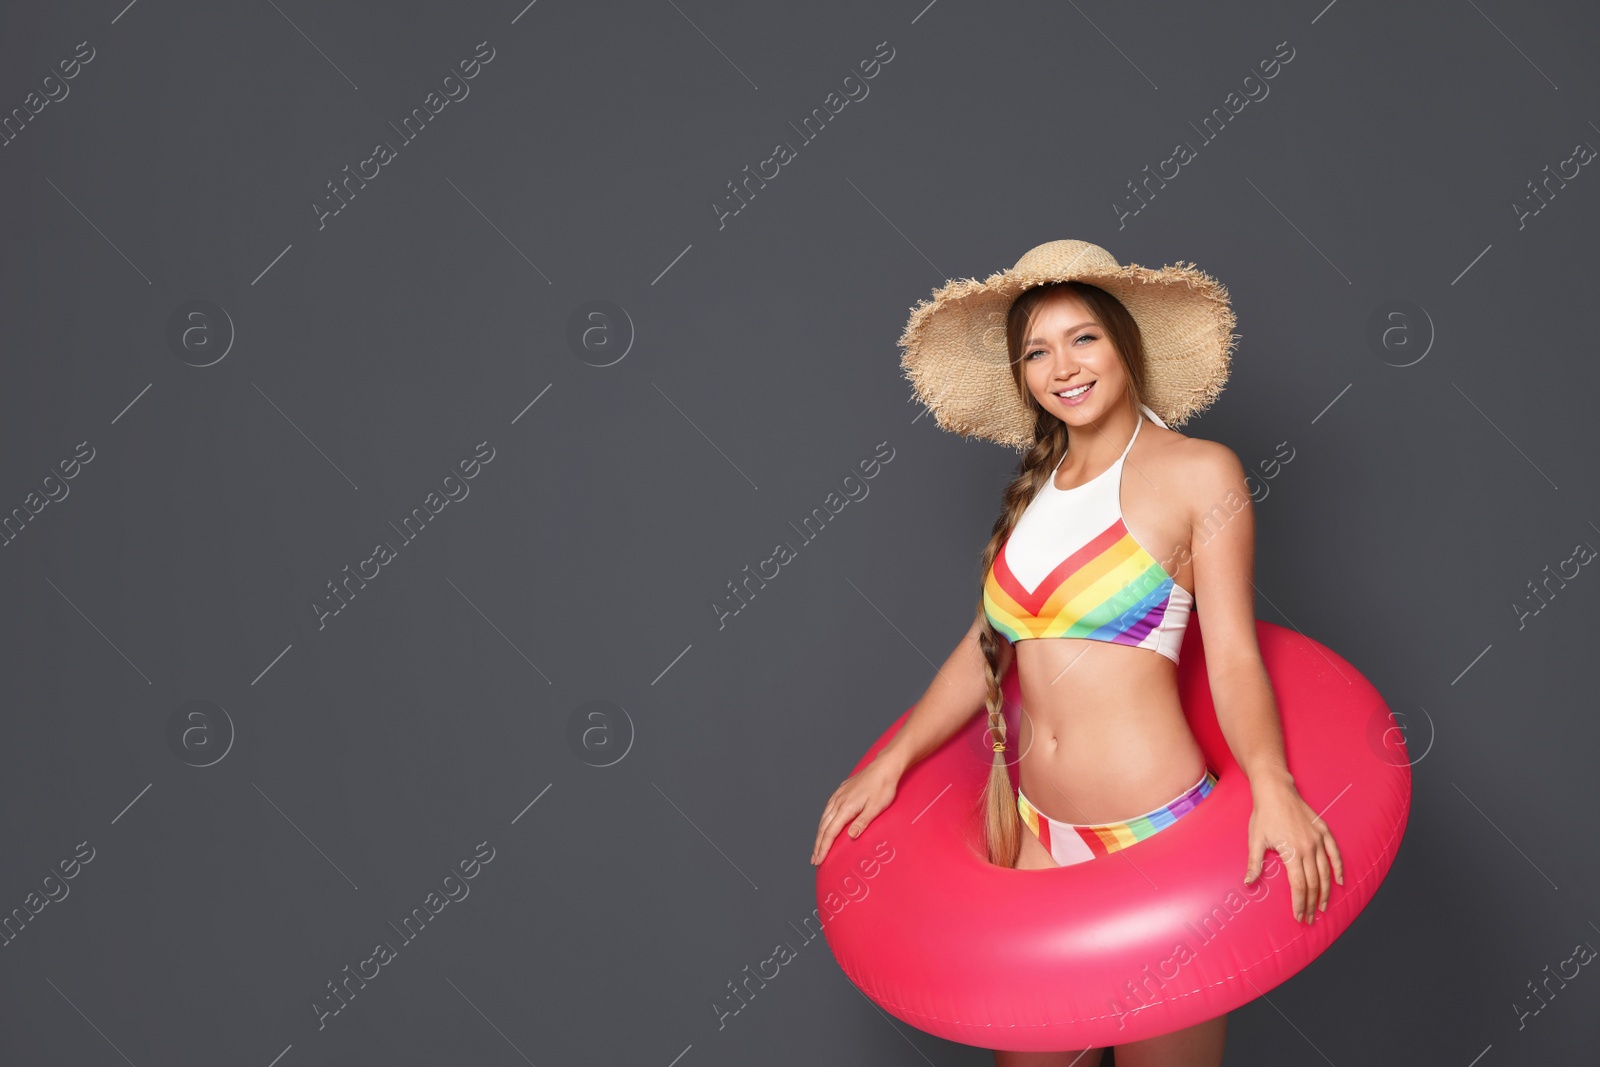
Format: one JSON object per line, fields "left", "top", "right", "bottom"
{"left": 1013, "top": 637, "right": 1205, "bottom": 826}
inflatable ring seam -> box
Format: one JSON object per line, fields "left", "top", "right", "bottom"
{"left": 848, "top": 771, "right": 1411, "bottom": 1031}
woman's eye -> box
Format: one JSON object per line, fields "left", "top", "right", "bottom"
{"left": 1026, "top": 336, "right": 1094, "bottom": 358}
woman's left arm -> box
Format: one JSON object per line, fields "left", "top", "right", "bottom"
{"left": 1183, "top": 441, "right": 1344, "bottom": 925}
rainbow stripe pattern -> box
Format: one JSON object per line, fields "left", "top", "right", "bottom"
{"left": 983, "top": 517, "right": 1190, "bottom": 662}
{"left": 1017, "top": 769, "right": 1217, "bottom": 867}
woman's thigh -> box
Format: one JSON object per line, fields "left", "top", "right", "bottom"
{"left": 1015, "top": 823, "right": 1059, "bottom": 870}
{"left": 994, "top": 1047, "right": 1104, "bottom": 1067}
{"left": 1112, "top": 1014, "right": 1227, "bottom": 1067}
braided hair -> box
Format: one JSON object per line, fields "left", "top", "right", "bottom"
{"left": 973, "top": 281, "right": 1154, "bottom": 868}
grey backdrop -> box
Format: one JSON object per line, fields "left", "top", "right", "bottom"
{"left": 2, "top": 0, "right": 1597, "bottom": 1064}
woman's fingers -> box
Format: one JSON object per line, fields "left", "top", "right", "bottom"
{"left": 818, "top": 800, "right": 852, "bottom": 860}
{"left": 1324, "top": 830, "right": 1345, "bottom": 886}
{"left": 814, "top": 764, "right": 899, "bottom": 865}
{"left": 1300, "top": 850, "right": 1320, "bottom": 924}
{"left": 813, "top": 809, "right": 841, "bottom": 863}
{"left": 812, "top": 790, "right": 848, "bottom": 862}
{"left": 811, "top": 795, "right": 837, "bottom": 860}
{"left": 1314, "top": 843, "right": 1331, "bottom": 913}
{"left": 847, "top": 800, "right": 878, "bottom": 838}
{"left": 815, "top": 798, "right": 865, "bottom": 863}
{"left": 1278, "top": 843, "right": 1303, "bottom": 921}
{"left": 1243, "top": 835, "right": 1266, "bottom": 884}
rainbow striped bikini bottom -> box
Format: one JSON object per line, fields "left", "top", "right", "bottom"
{"left": 1017, "top": 768, "right": 1217, "bottom": 868}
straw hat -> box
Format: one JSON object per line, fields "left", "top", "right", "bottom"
{"left": 897, "top": 239, "right": 1239, "bottom": 451}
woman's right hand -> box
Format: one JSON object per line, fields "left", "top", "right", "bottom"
{"left": 810, "top": 756, "right": 901, "bottom": 865}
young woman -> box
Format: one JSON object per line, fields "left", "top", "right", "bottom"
{"left": 811, "top": 241, "right": 1343, "bottom": 1067}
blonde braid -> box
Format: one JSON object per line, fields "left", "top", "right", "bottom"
{"left": 972, "top": 279, "right": 1154, "bottom": 867}
{"left": 974, "top": 412, "right": 1063, "bottom": 869}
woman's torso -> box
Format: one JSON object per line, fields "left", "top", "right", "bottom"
{"left": 998, "top": 416, "right": 1205, "bottom": 824}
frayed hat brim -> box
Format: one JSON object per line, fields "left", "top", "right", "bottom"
{"left": 898, "top": 240, "right": 1238, "bottom": 451}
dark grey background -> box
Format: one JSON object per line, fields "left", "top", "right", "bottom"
{"left": 2, "top": 0, "right": 1597, "bottom": 1063}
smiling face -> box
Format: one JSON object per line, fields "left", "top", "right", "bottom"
{"left": 1018, "top": 290, "right": 1132, "bottom": 427}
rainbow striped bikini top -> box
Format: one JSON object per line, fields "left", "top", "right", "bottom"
{"left": 983, "top": 404, "right": 1194, "bottom": 664}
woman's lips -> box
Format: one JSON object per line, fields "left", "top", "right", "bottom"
{"left": 1054, "top": 381, "right": 1094, "bottom": 406}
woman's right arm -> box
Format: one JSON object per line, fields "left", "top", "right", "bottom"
{"left": 810, "top": 608, "right": 1012, "bottom": 864}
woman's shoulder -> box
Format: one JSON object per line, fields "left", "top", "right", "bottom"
{"left": 1139, "top": 422, "right": 1248, "bottom": 508}
{"left": 1143, "top": 422, "right": 1248, "bottom": 495}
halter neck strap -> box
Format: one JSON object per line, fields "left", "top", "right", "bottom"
{"left": 1117, "top": 414, "right": 1143, "bottom": 462}
{"left": 1138, "top": 401, "right": 1169, "bottom": 428}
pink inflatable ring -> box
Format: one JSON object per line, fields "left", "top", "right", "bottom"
{"left": 817, "top": 617, "right": 1411, "bottom": 1051}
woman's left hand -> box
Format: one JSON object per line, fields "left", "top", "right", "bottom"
{"left": 1243, "top": 777, "right": 1344, "bottom": 924}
